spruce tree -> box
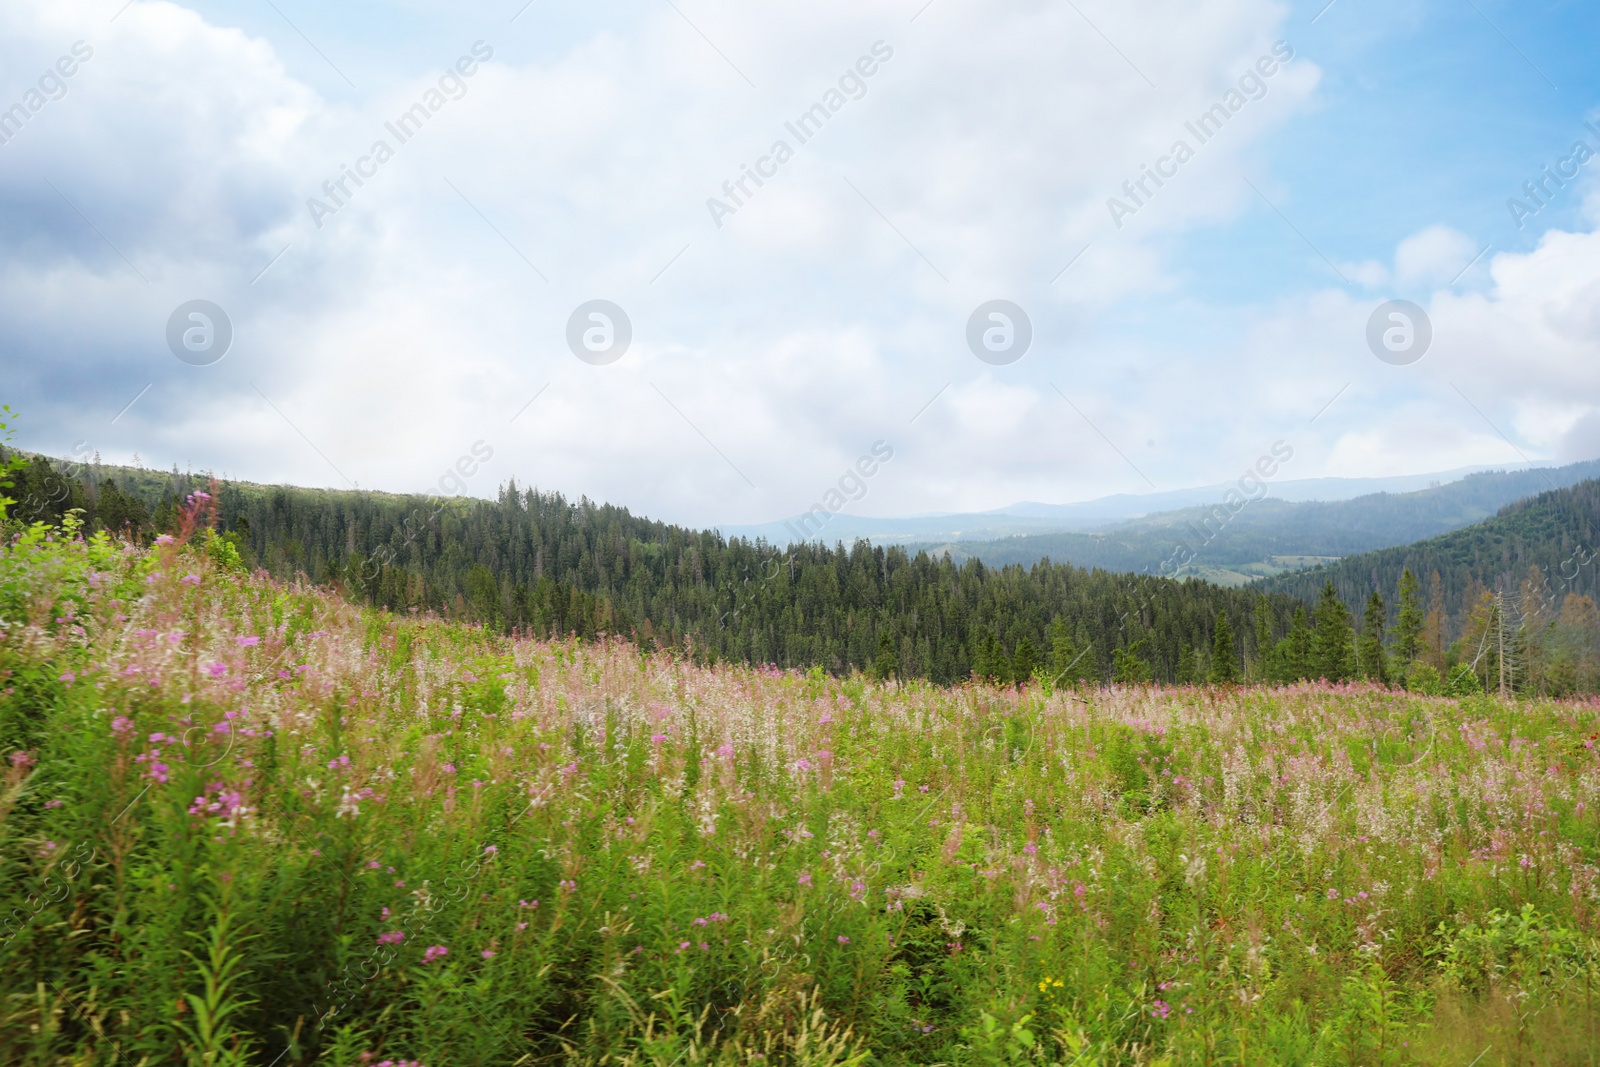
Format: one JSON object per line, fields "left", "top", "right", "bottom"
{"left": 972, "top": 631, "right": 997, "bottom": 684}
{"left": 872, "top": 629, "right": 900, "bottom": 682}
{"left": 1252, "top": 596, "right": 1274, "bottom": 681}
{"left": 993, "top": 635, "right": 1014, "bottom": 687}
{"left": 1358, "top": 590, "right": 1389, "bottom": 684}
{"left": 1209, "top": 610, "right": 1239, "bottom": 683}
{"left": 1286, "top": 605, "right": 1313, "bottom": 681}
{"left": 1313, "top": 580, "right": 1357, "bottom": 682}
{"left": 973, "top": 630, "right": 1011, "bottom": 686}
{"left": 1394, "top": 568, "right": 1424, "bottom": 669}
{"left": 1176, "top": 644, "right": 1199, "bottom": 684}
{"left": 1049, "top": 618, "right": 1095, "bottom": 685}
{"left": 1048, "top": 618, "right": 1079, "bottom": 684}
{"left": 1112, "top": 640, "right": 1152, "bottom": 684}
{"left": 1012, "top": 637, "right": 1037, "bottom": 687}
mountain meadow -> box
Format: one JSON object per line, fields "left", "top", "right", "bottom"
{"left": 1, "top": 475, "right": 1599, "bottom": 1064}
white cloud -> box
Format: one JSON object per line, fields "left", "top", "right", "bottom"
{"left": 30, "top": 0, "right": 1600, "bottom": 528}
{"left": 1341, "top": 259, "right": 1390, "bottom": 288}
{"left": 1394, "top": 224, "right": 1477, "bottom": 290}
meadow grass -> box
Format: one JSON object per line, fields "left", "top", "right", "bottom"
{"left": 2, "top": 509, "right": 1599, "bottom": 1065}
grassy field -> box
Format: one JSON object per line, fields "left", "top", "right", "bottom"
{"left": 3, "top": 508, "right": 1600, "bottom": 1065}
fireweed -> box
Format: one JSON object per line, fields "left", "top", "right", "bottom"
{"left": 1, "top": 503, "right": 1598, "bottom": 1065}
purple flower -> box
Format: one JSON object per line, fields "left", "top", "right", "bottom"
{"left": 422, "top": 945, "right": 448, "bottom": 963}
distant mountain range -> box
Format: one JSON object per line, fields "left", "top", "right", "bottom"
{"left": 716, "top": 464, "right": 1543, "bottom": 548}
{"left": 895, "top": 461, "right": 1600, "bottom": 585}
{"left": 1262, "top": 473, "right": 1600, "bottom": 624}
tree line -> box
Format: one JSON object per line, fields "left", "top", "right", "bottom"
{"left": 7, "top": 448, "right": 1600, "bottom": 693}
{"left": 2, "top": 453, "right": 1300, "bottom": 685}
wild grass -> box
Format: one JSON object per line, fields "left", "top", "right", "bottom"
{"left": 1, "top": 504, "right": 1598, "bottom": 1065}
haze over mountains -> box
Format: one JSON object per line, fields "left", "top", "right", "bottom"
{"left": 719, "top": 464, "right": 1542, "bottom": 548}
{"left": 1264, "top": 472, "right": 1600, "bottom": 623}
{"left": 722, "top": 460, "right": 1600, "bottom": 586}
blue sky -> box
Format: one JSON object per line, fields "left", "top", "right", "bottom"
{"left": 2, "top": 0, "right": 1598, "bottom": 527}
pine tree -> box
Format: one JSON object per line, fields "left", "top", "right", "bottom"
{"left": 993, "top": 635, "right": 1014, "bottom": 687}
{"left": 1394, "top": 568, "right": 1423, "bottom": 669}
{"left": 1049, "top": 618, "right": 1092, "bottom": 685}
{"left": 1313, "top": 580, "right": 1356, "bottom": 682}
{"left": 1112, "top": 640, "right": 1152, "bottom": 684}
{"left": 1285, "top": 605, "right": 1314, "bottom": 681}
{"left": 1252, "top": 596, "right": 1274, "bottom": 681}
{"left": 973, "top": 630, "right": 1011, "bottom": 686}
{"left": 1011, "top": 637, "right": 1037, "bottom": 687}
{"left": 872, "top": 629, "right": 900, "bottom": 683}
{"left": 1517, "top": 564, "right": 1551, "bottom": 697}
{"left": 1423, "top": 570, "right": 1447, "bottom": 670}
{"left": 972, "top": 631, "right": 997, "bottom": 684}
{"left": 1209, "top": 610, "right": 1239, "bottom": 683}
{"left": 1176, "top": 643, "right": 1199, "bottom": 684}
{"left": 1358, "top": 590, "right": 1388, "bottom": 684}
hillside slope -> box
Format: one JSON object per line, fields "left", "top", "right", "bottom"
{"left": 2, "top": 451, "right": 1295, "bottom": 685}
{"left": 5, "top": 523, "right": 1597, "bottom": 1062}
{"left": 1262, "top": 476, "right": 1600, "bottom": 626}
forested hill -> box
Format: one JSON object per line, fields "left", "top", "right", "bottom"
{"left": 1262, "top": 475, "right": 1600, "bottom": 625}
{"left": 906, "top": 459, "right": 1600, "bottom": 579}
{"left": 3, "top": 453, "right": 1301, "bottom": 686}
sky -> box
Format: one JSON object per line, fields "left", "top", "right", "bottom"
{"left": 2, "top": 0, "right": 1598, "bottom": 530}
